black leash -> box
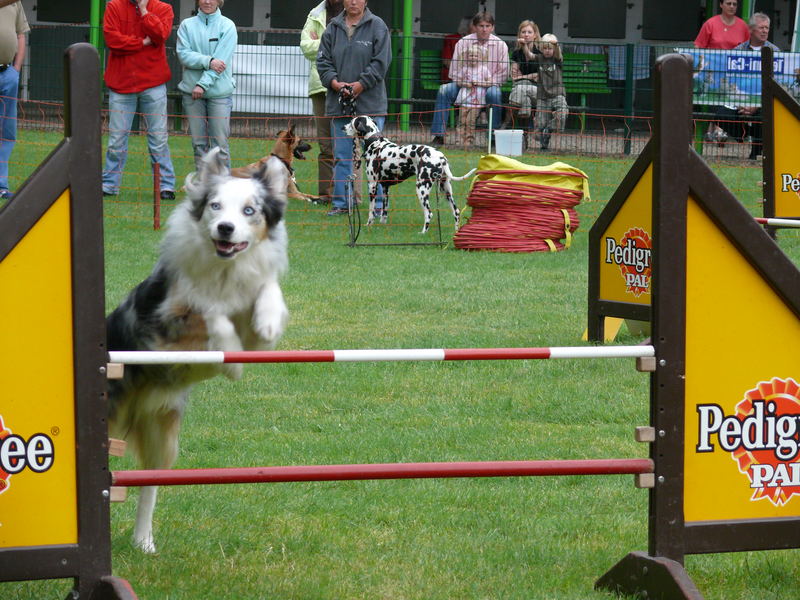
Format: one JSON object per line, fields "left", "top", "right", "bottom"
{"left": 338, "top": 84, "right": 357, "bottom": 117}
{"left": 339, "top": 85, "right": 362, "bottom": 243}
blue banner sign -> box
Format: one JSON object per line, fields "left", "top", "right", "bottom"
{"left": 677, "top": 48, "right": 800, "bottom": 106}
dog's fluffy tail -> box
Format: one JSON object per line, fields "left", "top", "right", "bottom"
{"left": 445, "top": 166, "right": 477, "bottom": 181}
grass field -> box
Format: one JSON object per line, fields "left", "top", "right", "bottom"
{"left": 5, "top": 129, "right": 800, "bottom": 599}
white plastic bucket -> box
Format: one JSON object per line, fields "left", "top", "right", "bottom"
{"left": 494, "top": 129, "right": 523, "bottom": 156}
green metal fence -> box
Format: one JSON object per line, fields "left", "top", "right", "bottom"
{"left": 22, "top": 26, "right": 800, "bottom": 163}
{"left": 26, "top": 26, "right": 651, "bottom": 123}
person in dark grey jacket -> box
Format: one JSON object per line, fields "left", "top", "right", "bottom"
{"left": 317, "top": 0, "right": 390, "bottom": 215}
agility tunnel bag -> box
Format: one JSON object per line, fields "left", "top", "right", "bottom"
{"left": 454, "top": 154, "right": 590, "bottom": 252}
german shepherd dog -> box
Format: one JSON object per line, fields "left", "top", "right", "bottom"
{"left": 107, "top": 147, "right": 289, "bottom": 553}
{"left": 230, "top": 124, "right": 320, "bottom": 203}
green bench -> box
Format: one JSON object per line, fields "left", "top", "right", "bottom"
{"left": 562, "top": 52, "right": 612, "bottom": 132}
{"left": 418, "top": 49, "right": 444, "bottom": 92}
{"left": 417, "top": 49, "right": 458, "bottom": 127}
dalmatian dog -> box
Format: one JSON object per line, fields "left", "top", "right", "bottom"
{"left": 344, "top": 115, "right": 476, "bottom": 233}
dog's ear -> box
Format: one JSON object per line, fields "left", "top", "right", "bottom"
{"left": 183, "top": 171, "right": 208, "bottom": 220}
{"left": 184, "top": 148, "right": 229, "bottom": 220}
{"left": 283, "top": 124, "right": 297, "bottom": 147}
{"left": 253, "top": 156, "right": 289, "bottom": 228}
{"left": 254, "top": 156, "right": 289, "bottom": 202}
{"left": 197, "top": 147, "right": 229, "bottom": 182}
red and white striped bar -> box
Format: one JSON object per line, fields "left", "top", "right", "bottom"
{"left": 108, "top": 345, "right": 655, "bottom": 365}
{"left": 755, "top": 217, "right": 800, "bottom": 228}
{"left": 112, "top": 458, "right": 654, "bottom": 487}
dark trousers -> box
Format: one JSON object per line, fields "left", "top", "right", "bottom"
{"left": 715, "top": 106, "right": 762, "bottom": 158}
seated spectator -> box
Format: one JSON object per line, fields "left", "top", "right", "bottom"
{"left": 718, "top": 12, "right": 779, "bottom": 159}
{"left": 430, "top": 11, "right": 509, "bottom": 147}
{"left": 503, "top": 19, "right": 540, "bottom": 147}
{"left": 455, "top": 45, "right": 491, "bottom": 147}
{"left": 534, "top": 34, "right": 567, "bottom": 151}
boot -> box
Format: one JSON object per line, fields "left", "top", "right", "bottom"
{"left": 540, "top": 127, "right": 551, "bottom": 151}
{"left": 517, "top": 116, "right": 531, "bottom": 151}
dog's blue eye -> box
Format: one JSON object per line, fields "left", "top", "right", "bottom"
{"left": 210, "top": 202, "right": 221, "bottom": 210}
{"left": 243, "top": 206, "right": 255, "bottom": 216}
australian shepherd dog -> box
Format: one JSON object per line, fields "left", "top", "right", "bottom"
{"left": 106, "top": 147, "right": 290, "bottom": 553}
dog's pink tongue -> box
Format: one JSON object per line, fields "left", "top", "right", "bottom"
{"left": 215, "top": 240, "right": 248, "bottom": 255}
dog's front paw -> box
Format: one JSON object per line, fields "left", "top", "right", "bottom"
{"left": 222, "top": 362, "right": 244, "bottom": 381}
{"left": 254, "top": 306, "right": 288, "bottom": 347}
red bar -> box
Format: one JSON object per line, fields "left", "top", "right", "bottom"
{"left": 443, "top": 348, "right": 551, "bottom": 360}
{"left": 112, "top": 459, "right": 653, "bottom": 487}
{"left": 224, "top": 350, "right": 336, "bottom": 363}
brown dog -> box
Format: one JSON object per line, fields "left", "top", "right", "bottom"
{"left": 230, "top": 124, "right": 320, "bottom": 203}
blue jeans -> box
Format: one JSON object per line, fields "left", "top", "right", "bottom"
{"left": 331, "top": 115, "right": 385, "bottom": 210}
{"left": 430, "top": 82, "right": 503, "bottom": 135}
{"left": 0, "top": 65, "right": 20, "bottom": 192}
{"left": 182, "top": 94, "right": 232, "bottom": 170}
{"left": 102, "top": 84, "right": 176, "bottom": 194}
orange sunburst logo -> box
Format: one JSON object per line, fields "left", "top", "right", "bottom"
{"left": 616, "top": 227, "right": 652, "bottom": 297}
{"left": 731, "top": 377, "right": 800, "bottom": 506}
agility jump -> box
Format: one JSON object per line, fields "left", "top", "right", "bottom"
{"left": 3, "top": 46, "right": 800, "bottom": 600}
{"left": 588, "top": 46, "right": 800, "bottom": 342}
{"left": 108, "top": 344, "right": 654, "bottom": 364}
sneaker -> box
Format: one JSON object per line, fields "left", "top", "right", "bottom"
{"left": 160, "top": 190, "right": 176, "bottom": 200}
{"left": 0, "top": 189, "right": 12, "bottom": 200}
{"left": 326, "top": 207, "right": 349, "bottom": 216}
{"left": 431, "top": 136, "right": 445, "bottom": 148}
{"left": 102, "top": 189, "right": 117, "bottom": 197}
{"left": 704, "top": 126, "right": 728, "bottom": 145}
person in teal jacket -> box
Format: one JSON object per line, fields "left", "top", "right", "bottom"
{"left": 177, "top": 0, "right": 237, "bottom": 169}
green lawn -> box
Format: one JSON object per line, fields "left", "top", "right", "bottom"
{"left": 5, "top": 130, "right": 800, "bottom": 599}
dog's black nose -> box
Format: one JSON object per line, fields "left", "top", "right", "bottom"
{"left": 217, "top": 222, "right": 235, "bottom": 237}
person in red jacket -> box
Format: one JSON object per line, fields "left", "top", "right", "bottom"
{"left": 102, "top": 0, "right": 176, "bottom": 199}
